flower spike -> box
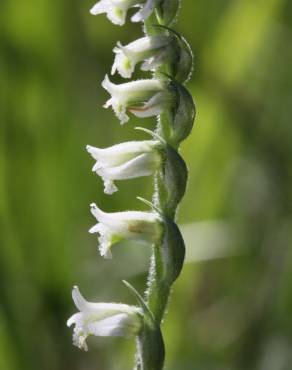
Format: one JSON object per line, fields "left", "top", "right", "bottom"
{"left": 70, "top": 1, "right": 196, "bottom": 368}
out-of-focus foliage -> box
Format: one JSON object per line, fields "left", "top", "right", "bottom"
{"left": 1, "top": 0, "right": 292, "bottom": 369}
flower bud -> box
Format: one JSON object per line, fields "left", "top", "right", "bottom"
{"left": 89, "top": 203, "right": 163, "bottom": 258}
{"left": 67, "top": 286, "right": 142, "bottom": 351}
{"left": 86, "top": 140, "right": 162, "bottom": 194}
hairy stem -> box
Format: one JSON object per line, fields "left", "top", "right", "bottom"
{"left": 137, "top": 14, "right": 191, "bottom": 370}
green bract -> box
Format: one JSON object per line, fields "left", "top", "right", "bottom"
{"left": 162, "top": 216, "right": 185, "bottom": 285}
{"left": 155, "top": 0, "right": 180, "bottom": 26}
{"left": 160, "top": 79, "right": 196, "bottom": 146}
{"left": 170, "top": 32, "right": 193, "bottom": 83}
{"left": 160, "top": 144, "right": 188, "bottom": 217}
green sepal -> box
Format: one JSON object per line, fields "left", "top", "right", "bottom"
{"left": 160, "top": 79, "right": 196, "bottom": 146}
{"left": 123, "top": 281, "right": 165, "bottom": 370}
{"left": 155, "top": 0, "right": 180, "bottom": 26}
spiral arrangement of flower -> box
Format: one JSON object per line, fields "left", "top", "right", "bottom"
{"left": 67, "top": 1, "right": 195, "bottom": 368}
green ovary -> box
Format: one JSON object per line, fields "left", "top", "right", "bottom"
{"left": 122, "top": 57, "right": 132, "bottom": 71}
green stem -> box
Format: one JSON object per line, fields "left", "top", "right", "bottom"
{"left": 136, "top": 4, "right": 192, "bottom": 370}
{"left": 146, "top": 245, "right": 171, "bottom": 324}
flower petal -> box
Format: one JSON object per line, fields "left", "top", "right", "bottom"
{"left": 86, "top": 141, "right": 159, "bottom": 166}
{"left": 72, "top": 286, "right": 90, "bottom": 312}
{"left": 131, "top": 0, "right": 157, "bottom": 22}
{"left": 129, "top": 91, "right": 165, "bottom": 118}
{"left": 96, "top": 153, "right": 159, "bottom": 180}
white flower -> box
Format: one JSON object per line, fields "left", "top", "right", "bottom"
{"left": 89, "top": 203, "right": 163, "bottom": 258}
{"left": 86, "top": 140, "right": 162, "bottom": 194}
{"left": 67, "top": 286, "right": 142, "bottom": 351}
{"left": 90, "top": 0, "right": 158, "bottom": 26}
{"left": 102, "top": 75, "right": 169, "bottom": 124}
{"left": 111, "top": 35, "right": 171, "bottom": 78}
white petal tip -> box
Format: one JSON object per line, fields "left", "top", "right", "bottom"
{"left": 89, "top": 225, "right": 97, "bottom": 234}
{"left": 90, "top": 5, "right": 100, "bottom": 15}
{"left": 131, "top": 14, "right": 141, "bottom": 23}
{"left": 102, "top": 74, "right": 109, "bottom": 85}
{"left": 120, "top": 117, "right": 129, "bottom": 125}
{"left": 105, "top": 189, "right": 118, "bottom": 195}
{"left": 100, "top": 249, "right": 112, "bottom": 259}
{"left": 104, "top": 180, "right": 118, "bottom": 195}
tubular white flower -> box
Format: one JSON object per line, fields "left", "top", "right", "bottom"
{"left": 67, "top": 286, "right": 142, "bottom": 351}
{"left": 90, "top": 0, "right": 158, "bottom": 26}
{"left": 89, "top": 203, "right": 163, "bottom": 258}
{"left": 86, "top": 140, "right": 162, "bottom": 194}
{"left": 102, "top": 75, "right": 169, "bottom": 124}
{"left": 111, "top": 35, "right": 170, "bottom": 78}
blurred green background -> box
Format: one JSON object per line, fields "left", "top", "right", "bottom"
{"left": 1, "top": 0, "right": 292, "bottom": 369}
